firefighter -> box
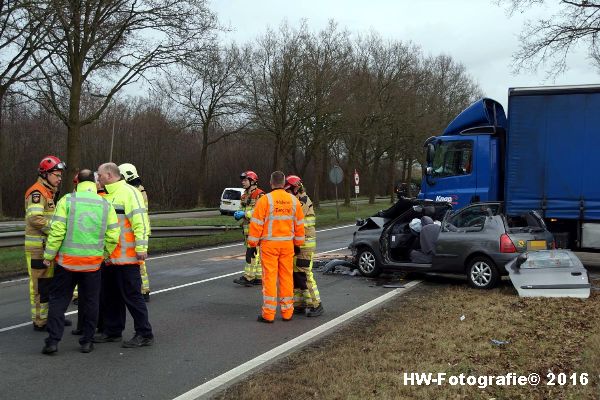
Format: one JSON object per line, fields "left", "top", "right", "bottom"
{"left": 118, "top": 163, "right": 151, "bottom": 302}
{"left": 93, "top": 163, "right": 153, "bottom": 348}
{"left": 232, "top": 170, "right": 265, "bottom": 286}
{"left": 41, "top": 169, "right": 120, "bottom": 354}
{"left": 25, "top": 155, "right": 72, "bottom": 331}
{"left": 247, "top": 171, "right": 305, "bottom": 323}
{"left": 285, "top": 175, "right": 323, "bottom": 317}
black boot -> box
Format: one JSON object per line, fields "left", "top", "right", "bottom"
{"left": 306, "top": 304, "right": 324, "bottom": 317}
{"left": 233, "top": 276, "right": 254, "bottom": 287}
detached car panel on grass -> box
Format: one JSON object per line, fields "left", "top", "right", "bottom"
{"left": 349, "top": 201, "right": 554, "bottom": 289}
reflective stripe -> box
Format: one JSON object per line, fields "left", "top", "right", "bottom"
{"left": 44, "top": 248, "right": 58, "bottom": 258}
{"left": 107, "top": 223, "right": 119, "bottom": 229}
{"left": 270, "top": 215, "right": 293, "bottom": 221}
{"left": 280, "top": 303, "right": 293, "bottom": 310}
{"left": 279, "top": 296, "right": 293, "bottom": 302}
{"left": 250, "top": 218, "right": 264, "bottom": 225}
{"left": 295, "top": 219, "right": 304, "bottom": 225}
{"left": 268, "top": 236, "right": 294, "bottom": 241}
{"left": 25, "top": 236, "right": 45, "bottom": 242}
{"left": 136, "top": 240, "right": 148, "bottom": 246}
{"left": 51, "top": 215, "right": 67, "bottom": 223}
{"left": 247, "top": 236, "right": 260, "bottom": 242}
{"left": 263, "top": 295, "right": 277, "bottom": 302}
{"left": 110, "top": 256, "right": 139, "bottom": 264}
{"left": 294, "top": 236, "right": 305, "bottom": 241}
{"left": 128, "top": 207, "right": 147, "bottom": 217}
{"left": 263, "top": 303, "right": 277, "bottom": 310}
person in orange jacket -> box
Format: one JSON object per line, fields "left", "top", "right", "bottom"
{"left": 247, "top": 171, "right": 305, "bottom": 323}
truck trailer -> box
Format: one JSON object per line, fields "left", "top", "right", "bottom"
{"left": 419, "top": 84, "right": 600, "bottom": 250}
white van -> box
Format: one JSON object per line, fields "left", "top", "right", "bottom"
{"left": 220, "top": 188, "right": 245, "bottom": 215}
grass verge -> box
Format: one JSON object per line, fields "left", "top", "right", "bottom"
{"left": 0, "top": 202, "right": 386, "bottom": 279}
{"left": 216, "top": 277, "right": 600, "bottom": 400}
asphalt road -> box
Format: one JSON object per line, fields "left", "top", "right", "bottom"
{"left": 0, "top": 224, "right": 409, "bottom": 400}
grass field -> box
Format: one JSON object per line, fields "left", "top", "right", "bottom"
{"left": 0, "top": 201, "right": 387, "bottom": 279}
{"left": 216, "top": 276, "right": 600, "bottom": 400}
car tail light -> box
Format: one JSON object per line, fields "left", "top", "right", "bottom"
{"left": 500, "top": 234, "right": 517, "bottom": 253}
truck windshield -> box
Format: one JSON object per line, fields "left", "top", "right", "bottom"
{"left": 432, "top": 140, "right": 473, "bottom": 177}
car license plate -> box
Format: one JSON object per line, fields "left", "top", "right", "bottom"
{"left": 223, "top": 201, "right": 231, "bottom": 205}
{"left": 527, "top": 240, "right": 547, "bottom": 250}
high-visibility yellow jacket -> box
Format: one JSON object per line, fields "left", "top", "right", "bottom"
{"left": 104, "top": 180, "right": 149, "bottom": 264}
{"left": 43, "top": 181, "right": 120, "bottom": 272}
{"left": 133, "top": 183, "right": 151, "bottom": 236}
{"left": 24, "top": 178, "right": 58, "bottom": 258}
{"left": 295, "top": 192, "right": 316, "bottom": 249}
{"left": 247, "top": 188, "right": 305, "bottom": 248}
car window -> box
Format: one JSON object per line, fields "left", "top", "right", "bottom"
{"left": 432, "top": 140, "right": 473, "bottom": 177}
{"left": 446, "top": 204, "right": 497, "bottom": 231}
{"left": 222, "top": 190, "right": 242, "bottom": 200}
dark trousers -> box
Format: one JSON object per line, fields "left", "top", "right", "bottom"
{"left": 102, "top": 265, "right": 153, "bottom": 338}
{"left": 46, "top": 265, "right": 101, "bottom": 345}
{"left": 77, "top": 263, "right": 106, "bottom": 333}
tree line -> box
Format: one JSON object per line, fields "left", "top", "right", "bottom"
{"left": 0, "top": 1, "right": 484, "bottom": 217}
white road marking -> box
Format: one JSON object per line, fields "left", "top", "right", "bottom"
{"left": 0, "top": 277, "right": 29, "bottom": 285}
{"left": 0, "top": 247, "right": 349, "bottom": 333}
{"left": 173, "top": 280, "right": 422, "bottom": 400}
{"left": 148, "top": 225, "right": 354, "bottom": 260}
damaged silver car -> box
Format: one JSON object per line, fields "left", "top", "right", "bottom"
{"left": 349, "top": 201, "right": 554, "bottom": 289}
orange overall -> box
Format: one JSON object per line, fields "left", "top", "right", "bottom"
{"left": 247, "top": 189, "right": 305, "bottom": 321}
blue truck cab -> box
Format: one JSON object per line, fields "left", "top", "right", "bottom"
{"left": 420, "top": 85, "right": 600, "bottom": 250}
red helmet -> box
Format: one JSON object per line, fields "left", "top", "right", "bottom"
{"left": 240, "top": 170, "right": 258, "bottom": 183}
{"left": 38, "top": 155, "right": 66, "bottom": 175}
{"left": 285, "top": 175, "right": 302, "bottom": 190}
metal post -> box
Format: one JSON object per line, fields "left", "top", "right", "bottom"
{"left": 334, "top": 182, "right": 340, "bottom": 219}
{"left": 109, "top": 100, "right": 116, "bottom": 162}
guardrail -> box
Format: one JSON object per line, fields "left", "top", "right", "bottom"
{"left": 0, "top": 225, "right": 241, "bottom": 248}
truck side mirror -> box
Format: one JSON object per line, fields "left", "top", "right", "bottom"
{"left": 426, "top": 143, "right": 435, "bottom": 163}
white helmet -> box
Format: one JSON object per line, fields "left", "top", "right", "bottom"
{"left": 118, "top": 163, "right": 139, "bottom": 182}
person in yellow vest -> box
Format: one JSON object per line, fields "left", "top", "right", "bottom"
{"left": 25, "top": 155, "right": 72, "bottom": 331}
{"left": 93, "top": 162, "right": 153, "bottom": 348}
{"left": 233, "top": 170, "right": 265, "bottom": 286}
{"left": 118, "top": 163, "right": 151, "bottom": 302}
{"left": 41, "top": 169, "right": 120, "bottom": 354}
{"left": 247, "top": 171, "right": 305, "bottom": 323}
{"left": 285, "top": 175, "right": 323, "bottom": 317}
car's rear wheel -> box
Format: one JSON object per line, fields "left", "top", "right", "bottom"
{"left": 467, "top": 256, "right": 499, "bottom": 289}
{"left": 356, "top": 248, "right": 382, "bottom": 278}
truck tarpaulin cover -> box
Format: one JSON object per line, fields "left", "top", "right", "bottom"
{"left": 506, "top": 89, "right": 600, "bottom": 219}
{"left": 442, "top": 98, "right": 507, "bottom": 136}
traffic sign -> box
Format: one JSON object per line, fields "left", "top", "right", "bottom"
{"left": 355, "top": 185, "right": 360, "bottom": 194}
{"left": 354, "top": 169, "right": 359, "bottom": 185}
{"left": 329, "top": 166, "right": 344, "bottom": 184}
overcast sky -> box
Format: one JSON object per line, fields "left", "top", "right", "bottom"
{"left": 210, "top": 0, "right": 599, "bottom": 109}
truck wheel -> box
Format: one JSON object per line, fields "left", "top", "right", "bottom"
{"left": 356, "top": 248, "right": 382, "bottom": 278}
{"left": 467, "top": 256, "right": 499, "bottom": 289}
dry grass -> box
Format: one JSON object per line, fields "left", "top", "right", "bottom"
{"left": 217, "top": 278, "right": 600, "bottom": 400}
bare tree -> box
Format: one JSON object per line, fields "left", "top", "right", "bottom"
{"left": 502, "top": 0, "right": 600, "bottom": 75}
{"left": 0, "top": 0, "right": 51, "bottom": 214}
{"left": 156, "top": 43, "right": 246, "bottom": 206}
{"left": 240, "top": 21, "right": 309, "bottom": 170}
{"left": 27, "top": 0, "right": 218, "bottom": 190}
